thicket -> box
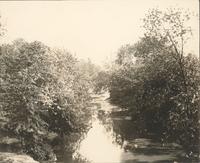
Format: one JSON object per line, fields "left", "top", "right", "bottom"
{"left": 0, "top": 39, "right": 93, "bottom": 161}
{"left": 108, "top": 8, "right": 200, "bottom": 156}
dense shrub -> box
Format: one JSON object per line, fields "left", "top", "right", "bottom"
{"left": 0, "top": 39, "right": 92, "bottom": 160}
{"left": 108, "top": 8, "right": 199, "bottom": 156}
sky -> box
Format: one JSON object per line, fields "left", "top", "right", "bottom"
{"left": 0, "top": 0, "right": 199, "bottom": 65}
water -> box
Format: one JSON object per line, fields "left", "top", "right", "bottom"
{"left": 0, "top": 93, "right": 196, "bottom": 163}
{"left": 75, "top": 117, "right": 122, "bottom": 162}
{"left": 58, "top": 93, "right": 194, "bottom": 163}
{"left": 74, "top": 117, "right": 180, "bottom": 163}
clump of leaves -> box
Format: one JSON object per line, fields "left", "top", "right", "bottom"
{"left": 0, "top": 39, "right": 93, "bottom": 160}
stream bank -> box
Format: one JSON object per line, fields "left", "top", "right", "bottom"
{"left": 56, "top": 93, "right": 196, "bottom": 163}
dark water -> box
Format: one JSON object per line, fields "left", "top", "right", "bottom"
{"left": 56, "top": 93, "right": 196, "bottom": 163}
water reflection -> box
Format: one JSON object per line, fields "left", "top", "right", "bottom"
{"left": 75, "top": 116, "right": 122, "bottom": 163}
{"left": 58, "top": 94, "right": 194, "bottom": 163}
{"left": 74, "top": 116, "right": 186, "bottom": 163}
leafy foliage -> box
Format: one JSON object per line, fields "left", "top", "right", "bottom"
{"left": 0, "top": 39, "right": 93, "bottom": 160}
{"left": 108, "top": 8, "right": 199, "bottom": 157}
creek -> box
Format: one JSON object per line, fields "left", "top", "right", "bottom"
{"left": 57, "top": 93, "right": 191, "bottom": 163}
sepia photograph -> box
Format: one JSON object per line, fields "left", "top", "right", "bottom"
{"left": 0, "top": 0, "right": 199, "bottom": 162}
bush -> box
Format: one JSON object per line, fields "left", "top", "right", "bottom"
{"left": 0, "top": 39, "right": 92, "bottom": 160}
{"left": 109, "top": 36, "right": 200, "bottom": 155}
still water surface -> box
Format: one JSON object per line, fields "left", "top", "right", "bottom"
{"left": 59, "top": 93, "right": 191, "bottom": 163}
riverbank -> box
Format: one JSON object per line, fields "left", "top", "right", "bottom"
{"left": 0, "top": 152, "right": 38, "bottom": 163}
{"left": 71, "top": 93, "right": 198, "bottom": 163}
{"left": 0, "top": 134, "right": 39, "bottom": 163}
{"left": 0, "top": 93, "right": 198, "bottom": 163}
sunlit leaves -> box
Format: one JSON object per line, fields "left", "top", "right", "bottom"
{"left": 0, "top": 39, "right": 93, "bottom": 160}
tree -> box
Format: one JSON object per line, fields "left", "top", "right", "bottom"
{"left": 0, "top": 39, "right": 92, "bottom": 160}
{"left": 142, "top": 8, "right": 200, "bottom": 153}
{"left": 143, "top": 8, "right": 194, "bottom": 93}
{"left": 0, "top": 39, "right": 53, "bottom": 160}
{"left": 108, "top": 8, "right": 200, "bottom": 158}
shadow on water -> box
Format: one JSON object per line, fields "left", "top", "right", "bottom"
{"left": 54, "top": 93, "right": 198, "bottom": 163}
